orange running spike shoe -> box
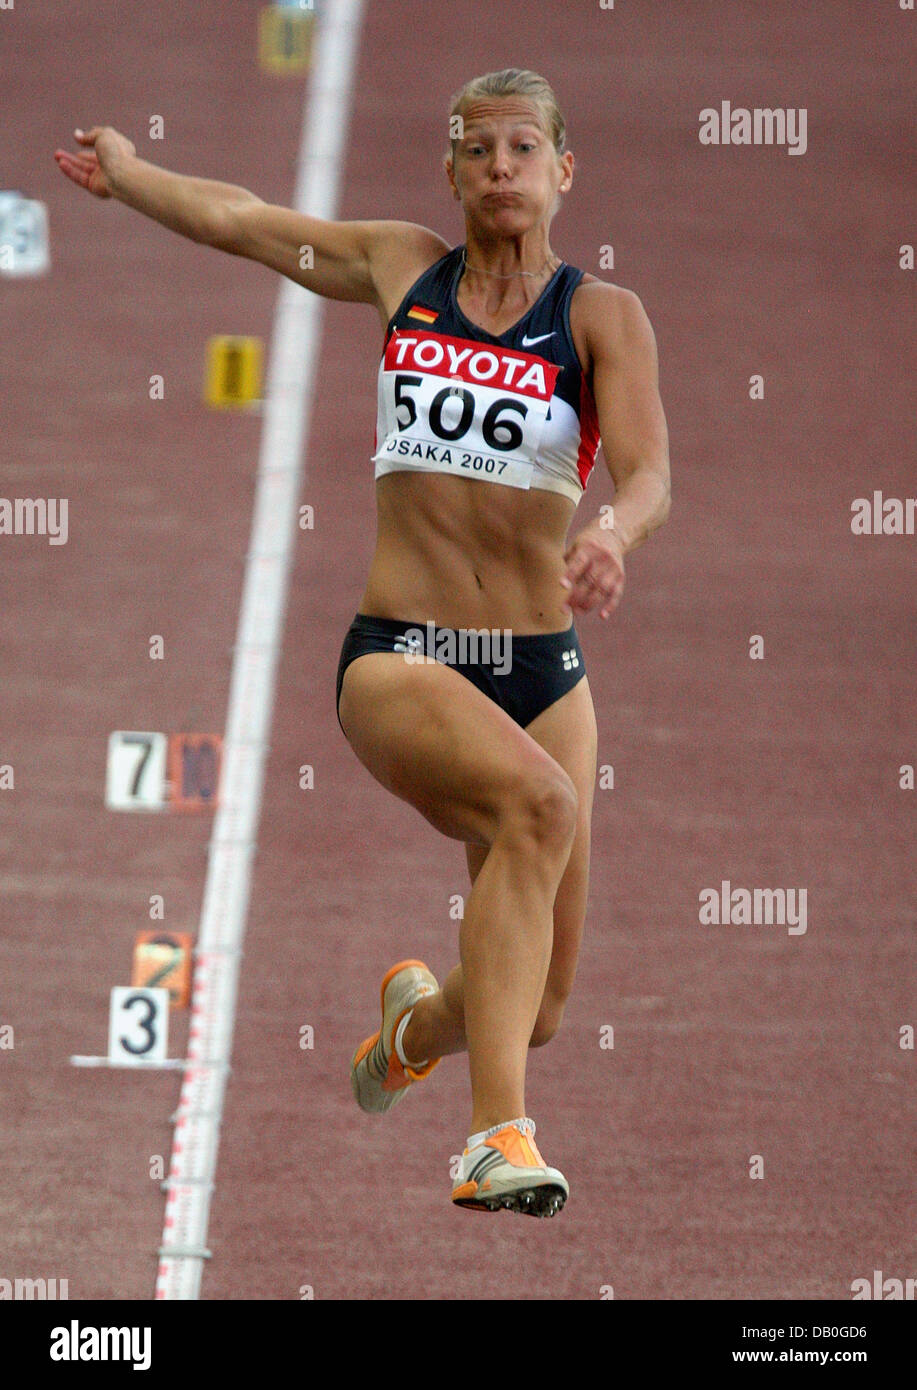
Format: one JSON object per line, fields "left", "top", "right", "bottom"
{"left": 451, "top": 1117, "right": 568, "bottom": 1216}
{"left": 350, "top": 960, "right": 441, "bottom": 1113}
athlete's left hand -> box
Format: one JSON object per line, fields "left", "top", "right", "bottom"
{"left": 561, "top": 520, "right": 626, "bottom": 619}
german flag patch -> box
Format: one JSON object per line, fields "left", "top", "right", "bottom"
{"left": 407, "top": 304, "right": 439, "bottom": 324}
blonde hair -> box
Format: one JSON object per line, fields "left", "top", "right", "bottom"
{"left": 447, "top": 68, "right": 566, "bottom": 164}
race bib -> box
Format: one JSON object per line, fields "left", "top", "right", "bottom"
{"left": 372, "top": 329, "right": 560, "bottom": 489}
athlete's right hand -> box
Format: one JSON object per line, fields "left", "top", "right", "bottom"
{"left": 53, "top": 126, "right": 136, "bottom": 199}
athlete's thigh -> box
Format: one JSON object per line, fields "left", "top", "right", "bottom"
{"left": 466, "top": 676, "right": 597, "bottom": 991}
{"left": 339, "top": 651, "right": 574, "bottom": 846}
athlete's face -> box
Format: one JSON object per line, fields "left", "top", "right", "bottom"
{"left": 448, "top": 98, "right": 573, "bottom": 228}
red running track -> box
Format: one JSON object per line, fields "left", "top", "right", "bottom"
{"left": 1, "top": 0, "right": 914, "bottom": 1301}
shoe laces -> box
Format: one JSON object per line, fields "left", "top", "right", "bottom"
{"left": 484, "top": 1116, "right": 535, "bottom": 1141}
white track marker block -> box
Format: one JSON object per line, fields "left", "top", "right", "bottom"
{"left": 108, "top": 986, "right": 170, "bottom": 1065}
{"left": 0, "top": 194, "right": 50, "bottom": 277}
{"left": 105, "top": 731, "right": 168, "bottom": 810}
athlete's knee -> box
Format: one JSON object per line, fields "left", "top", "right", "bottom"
{"left": 500, "top": 768, "right": 578, "bottom": 853}
{"left": 529, "top": 992, "right": 568, "bottom": 1048}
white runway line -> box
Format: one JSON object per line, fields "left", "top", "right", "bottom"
{"left": 154, "top": 0, "right": 367, "bottom": 1301}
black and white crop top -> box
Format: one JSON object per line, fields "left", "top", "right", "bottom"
{"left": 372, "top": 244, "right": 600, "bottom": 505}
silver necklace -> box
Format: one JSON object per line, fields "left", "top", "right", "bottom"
{"left": 461, "top": 247, "right": 558, "bottom": 279}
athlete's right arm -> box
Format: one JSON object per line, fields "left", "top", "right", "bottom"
{"left": 217, "top": 199, "right": 450, "bottom": 310}
{"left": 54, "top": 127, "right": 449, "bottom": 312}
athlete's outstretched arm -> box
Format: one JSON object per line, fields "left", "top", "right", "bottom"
{"left": 54, "top": 126, "right": 448, "bottom": 310}
{"left": 54, "top": 127, "right": 262, "bottom": 241}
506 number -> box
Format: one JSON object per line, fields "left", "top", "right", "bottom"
{"left": 394, "top": 374, "right": 528, "bottom": 450}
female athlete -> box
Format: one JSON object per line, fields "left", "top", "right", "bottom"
{"left": 55, "top": 68, "right": 671, "bottom": 1218}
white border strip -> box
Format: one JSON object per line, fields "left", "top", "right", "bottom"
{"left": 155, "top": 0, "right": 367, "bottom": 1300}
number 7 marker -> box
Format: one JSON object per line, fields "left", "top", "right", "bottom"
{"left": 105, "top": 732, "right": 168, "bottom": 811}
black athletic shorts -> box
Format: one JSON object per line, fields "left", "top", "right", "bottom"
{"left": 335, "top": 613, "right": 586, "bottom": 735}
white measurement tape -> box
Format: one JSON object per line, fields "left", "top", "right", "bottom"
{"left": 154, "top": 0, "right": 367, "bottom": 1300}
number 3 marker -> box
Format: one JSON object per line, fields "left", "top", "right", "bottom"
{"left": 107, "top": 986, "right": 170, "bottom": 1065}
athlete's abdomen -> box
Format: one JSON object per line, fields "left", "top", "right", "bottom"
{"left": 361, "top": 470, "right": 576, "bottom": 632}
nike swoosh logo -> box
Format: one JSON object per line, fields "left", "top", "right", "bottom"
{"left": 521, "top": 332, "right": 555, "bottom": 347}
